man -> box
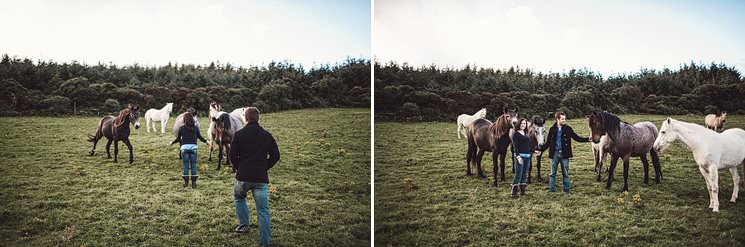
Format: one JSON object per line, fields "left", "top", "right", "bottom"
{"left": 536, "top": 112, "right": 590, "bottom": 194}
{"left": 229, "top": 107, "right": 280, "bottom": 247}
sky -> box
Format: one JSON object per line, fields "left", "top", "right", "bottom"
{"left": 375, "top": 0, "right": 745, "bottom": 77}
{"left": 0, "top": 0, "right": 371, "bottom": 68}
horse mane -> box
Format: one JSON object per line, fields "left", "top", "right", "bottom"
{"left": 112, "top": 108, "right": 130, "bottom": 128}
{"left": 600, "top": 112, "right": 622, "bottom": 138}
{"left": 217, "top": 113, "right": 231, "bottom": 131}
{"left": 490, "top": 113, "right": 511, "bottom": 138}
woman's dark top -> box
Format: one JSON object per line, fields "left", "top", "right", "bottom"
{"left": 512, "top": 130, "right": 532, "bottom": 154}
{"left": 171, "top": 126, "right": 207, "bottom": 145}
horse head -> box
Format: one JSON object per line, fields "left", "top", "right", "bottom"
{"left": 209, "top": 102, "right": 221, "bottom": 118}
{"left": 165, "top": 102, "right": 174, "bottom": 113}
{"left": 129, "top": 105, "right": 141, "bottom": 129}
{"left": 653, "top": 118, "right": 678, "bottom": 153}
{"left": 211, "top": 113, "right": 231, "bottom": 143}
{"left": 588, "top": 111, "right": 606, "bottom": 143}
{"left": 530, "top": 115, "right": 545, "bottom": 146}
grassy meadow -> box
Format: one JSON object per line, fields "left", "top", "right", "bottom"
{"left": 0, "top": 108, "right": 370, "bottom": 246}
{"left": 375, "top": 114, "right": 745, "bottom": 246}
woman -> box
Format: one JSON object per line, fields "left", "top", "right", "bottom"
{"left": 171, "top": 111, "right": 208, "bottom": 188}
{"left": 511, "top": 118, "right": 532, "bottom": 198}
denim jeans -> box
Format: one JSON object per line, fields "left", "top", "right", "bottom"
{"left": 549, "top": 151, "right": 571, "bottom": 192}
{"left": 512, "top": 154, "right": 531, "bottom": 186}
{"left": 181, "top": 149, "right": 197, "bottom": 177}
{"left": 234, "top": 179, "right": 271, "bottom": 247}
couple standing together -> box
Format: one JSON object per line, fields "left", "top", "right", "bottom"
{"left": 510, "top": 112, "right": 590, "bottom": 198}
{"left": 172, "top": 107, "right": 280, "bottom": 247}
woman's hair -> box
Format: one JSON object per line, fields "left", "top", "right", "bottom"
{"left": 183, "top": 112, "right": 195, "bottom": 128}
{"left": 517, "top": 118, "right": 527, "bottom": 131}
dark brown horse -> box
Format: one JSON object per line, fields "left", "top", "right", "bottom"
{"left": 588, "top": 111, "right": 662, "bottom": 191}
{"left": 87, "top": 104, "right": 141, "bottom": 164}
{"left": 466, "top": 108, "right": 518, "bottom": 185}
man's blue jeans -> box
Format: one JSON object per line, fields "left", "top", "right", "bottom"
{"left": 549, "top": 151, "right": 571, "bottom": 192}
{"left": 234, "top": 179, "right": 271, "bottom": 246}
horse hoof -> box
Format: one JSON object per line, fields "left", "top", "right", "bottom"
{"left": 492, "top": 181, "right": 498, "bottom": 187}
{"left": 89, "top": 151, "right": 95, "bottom": 156}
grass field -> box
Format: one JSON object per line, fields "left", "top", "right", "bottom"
{"left": 375, "top": 114, "right": 745, "bottom": 246}
{"left": 0, "top": 108, "right": 370, "bottom": 246}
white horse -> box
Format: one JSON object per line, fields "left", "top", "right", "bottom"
{"left": 592, "top": 134, "right": 612, "bottom": 181}
{"left": 653, "top": 117, "right": 745, "bottom": 212}
{"left": 457, "top": 108, "right": 487, "bottom": 139}
{"left": 230, "top": 107, "right": 248, "bottom": 124}
{"left": 207, "top": 102, "right": 221, "bottom": 160}
{"left": 144, "top": 103, "right": 173, "bottom": 134}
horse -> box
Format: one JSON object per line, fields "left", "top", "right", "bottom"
{"left": 466, "top": 108, "right": 518, "bottom": 186}
{"left": 144, "top": 102, "right": 173, "bottom": 133}
{"left": 230, "top": 107, "right": 249, "bottom": 124}
{"left": 653, "top": 118, "right": 745, "bottom": 212}
{"left": 87, "top": 104, "right": 141, "bottom": 164}
{"left": 591, "top": 134, "right": 613, "bottom": 182}
{"left": 211, "top": 112, "right": 244, "bottom": 170}
{"left": 704, "top": 111, "right": 727, "bottom": 132}
{"left": 173, "top": 107, "right": 199, "bottom": 159}
{"left": 207, "top": 102, "right": 222, "bottom": 162}
{"left": 526, "top": 115, "right": 546, "bottom": 183}
{"left": 588, "top": 111, "right": 662, "bottom": 192}
{"left": 457, "top": 108, "right": 487, "bottom": 139}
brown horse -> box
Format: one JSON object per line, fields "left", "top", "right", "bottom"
{"left": 87, "top": 104, "right": 141, "bottom": 164}
{"left": 211, "top": 112, "right": 244, "bottom": 171}
{"left": 466, "top": 108, "right": 518, "bottom": 186}
{"left": 588, "top": 111, "right": 662, "bottom": 191}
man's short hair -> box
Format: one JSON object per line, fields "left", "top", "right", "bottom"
{"left": 555, "top": 112, "right": 566, "bottom": 119}
{"left": 245, "top": 107, "right": 260, "bottom": 123}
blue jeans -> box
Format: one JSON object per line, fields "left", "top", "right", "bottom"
{"left": 549, "top": 151, "right": 571, "bottom": 192}
{"left": 512, "top": 154, "right": 531, "bottom": 186}
{"left": 181, "top": 149, "right": 197, "bottom": 177}
{"left": 234, "top": 180, "right": 271, "bottom": 247}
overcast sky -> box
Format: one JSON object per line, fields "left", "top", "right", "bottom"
{"left": 0, "top": 0, "right": 371, "bottom": 68}
{"left": 375, "top": 0, "right": 745, "bottom": 77}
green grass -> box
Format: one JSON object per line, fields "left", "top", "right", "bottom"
{"left": 0, "top": 108, "right": 370, "bottom": 246}
{"left": 375, "top": 114, "right": 745, "bottom": 246}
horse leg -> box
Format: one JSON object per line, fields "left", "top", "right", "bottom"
{"left": 476, "top": 149, "right": 486, "bottom": 178}
{"left": 457, "top": 123, "right": 462, "bottom": 139}
{"left": 527, "top": 153, "right": 532, "bottom": 184}
{"left": 208, "top": 140, "right": 214, "bottom": 162}
{"left": 466, "top": 141, "right": 475, "bottom": 176}
{"left": 105, "top": 139, "right": 113, "bottom": 159}
{"left": 123, "top": 138, "right": 134, "bottom": 164}
{"left": 492, "top": 149, "right": 499, "bottom": 186}
{"left": 113, "top": 139, "right": 119, "bottom": 163}
{"left": 536, "top": 153, "right": 543, "bottom": 182}
{"left": 709, "top": 164, "right": 720, "bottom": 212}
{"left": 594, "top": 149, "right": 602, "bottom": 182}
{"left": 606, "top": 155, "right": 619, "bottom": 190}
{"left": 90, "top": 135, "right": 100, "bottom": 156}
{"left": 146, "top": 117, "right": 151, "bottom": 133}
{"left": 640, "top": 154, "right": 650, "bottom": 184}
{"left": 698, "top": 165, "right": 714, "bottom": 209}
{"left": 729, "top": 166, "right": 740, "bottom": 203}
{"left": 161, "top": 119, "right": 167, "bottom": 134}
{"left": 650, "top": 149, "right": 662, "bottom": 183}
{"left": 217, "top": 144, "right": 223, "bottom": 170}
{"left": 499, "top": 150, "right": 507, "bottom": 182}
{"left": 622, "top": 156, "right": 630, "bottom": 192}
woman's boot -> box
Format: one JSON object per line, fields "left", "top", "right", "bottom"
{"left": 191, "top": 176, "right": 198, "bottom": 189}
{"left": 182, "top": 176, "right": 189, "bottom": 187}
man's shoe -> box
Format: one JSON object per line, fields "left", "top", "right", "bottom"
{"left": 234, "top": 224, "right": 249, "bottom": 233}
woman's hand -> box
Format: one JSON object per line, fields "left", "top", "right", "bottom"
{"left": 516, "top": 156, "right": 523, "bottom": 165}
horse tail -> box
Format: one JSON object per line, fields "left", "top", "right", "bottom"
{"left": 87, "top": 117, "right": 105, "bottom": 142}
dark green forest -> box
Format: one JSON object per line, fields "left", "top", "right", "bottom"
{"left": 0, "top": 53, "right": 370, "bottom": 116}
{"left": 375, "top": 61, "right": 745, "bottom": 121}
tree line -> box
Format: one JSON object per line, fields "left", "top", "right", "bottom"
{"left": 375, "top": 61, "right": 744, "bottom": 121}
{"left": 0, "top": 54, "right": 370, "bottom": 116}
